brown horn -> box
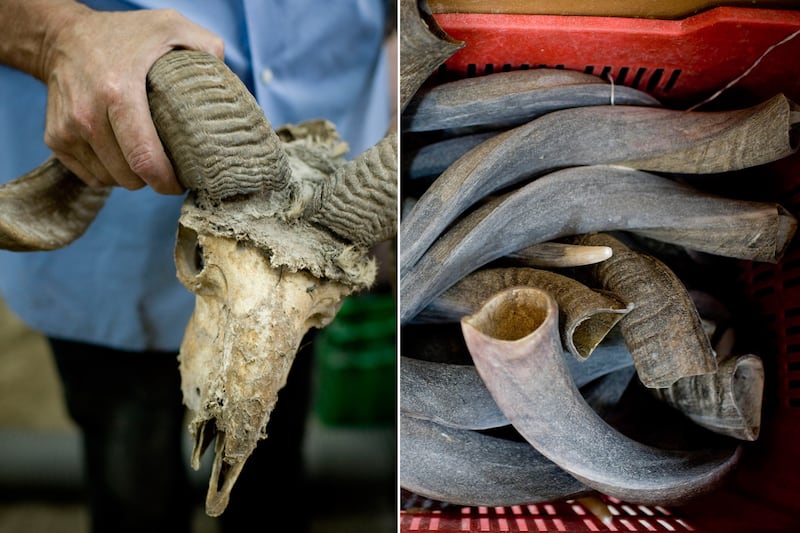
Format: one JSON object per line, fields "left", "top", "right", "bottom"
{"left": 0, "top": 157, "right": 110, "bottom": 251}
{"left": 0, "top": 49, "right": 291, "bottom": 251}
{"left": 146, "top": 50, "right": 291, "bottom": 208}
{"left": 299, "top": 130, "right": 398, "bottom": 248}
{"left": 296, "top": 0, "right": 459, "bottom": 248}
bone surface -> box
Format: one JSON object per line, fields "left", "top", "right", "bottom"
{"left": 176, "top": 230, "right": 352, "bottom": 516}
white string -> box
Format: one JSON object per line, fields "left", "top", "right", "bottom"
{"left": 606, "top": 70, "right": 616, "bottom": 105}
{"left": 687, "top": 28, "right": 800, "bottom": 112}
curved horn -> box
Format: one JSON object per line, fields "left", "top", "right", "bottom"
{"left": 400, "top": 0, "right": 464, "bottom": 112}
{"left": 571, "top": 232, "right": 717, "bottom": 388}
{"left": 415, "top": 266, "right": 632, "bottom": 360}
{"left": 299, "top": 130, "right": 398, "bottom": 248}
{"left": 461, "top": 287, "right": 742, "bottom": 505}
{"left": 402, "top": 68, "right": 660, "bottom": 132}
{"left": 401, "top": 332, "right": 636, "bottom": 431}
{"left": 283, "top": 0, "right": 455, "bottom": 248}
{"left": 0, "top": 49, "right": 290, "bottom": 251}
{"left": 400, "top": 414, "right": 591, "bottom": 507}
{"left": 0, "top": 157, "right": 110, "bottom": 251}
{"left": 400, "top": 166, "right": 797, "bottom": 323}
{"left": 400, "top": 94, "right": 799, "bottom": 273}
{"left": 146, "top": 50, "right": 291, "bottom": 207}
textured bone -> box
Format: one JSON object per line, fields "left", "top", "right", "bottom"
{"left": 175, "top": 228, "right": 352, "bottom": 516}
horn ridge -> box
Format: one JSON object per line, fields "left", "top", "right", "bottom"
{"left": 146, "top": 50, "right": 291, "bottom": 206}
{"left": 304, "top": 131, "right": 398, "bottom": 247}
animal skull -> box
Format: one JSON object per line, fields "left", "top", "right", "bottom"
{"left": 175, "top": 225, "right": 352, "bottom": 515}
{"left": 0, "top": 50, "right": 397, "bottom": 516}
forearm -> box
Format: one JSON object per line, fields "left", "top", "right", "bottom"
{"left": 0, "top": 0, "right": 90, "bottom": 81}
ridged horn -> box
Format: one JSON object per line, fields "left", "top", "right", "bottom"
{"left": 0, "top": 49, "right": 290, "bottom": 251}
{"left": 300, "top": 130, "right": 398, "bottom": 248}
{"left": 146, "top": 50, "right": 291, "bottom": 207}
{"left": 571, "top": 232, "right": 718, "bottom": 388}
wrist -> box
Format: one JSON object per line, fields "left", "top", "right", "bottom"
{"left": 0, "top": 0, "right": 91, "bottom": 82}
{"left": 35, "top": 1, "right": 93, "bottom": 82}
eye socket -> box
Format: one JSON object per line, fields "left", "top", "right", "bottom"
{"left": 176, "top": 224, "right": 206, "bottom": 283}
{"left": 194, "top": 241, "right": 205, "bottom": 272}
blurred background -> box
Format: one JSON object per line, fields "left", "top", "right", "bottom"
{"left": 0, "top": 291, "right": 397, "bottom": 533}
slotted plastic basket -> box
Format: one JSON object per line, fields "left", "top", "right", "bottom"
{"left": 401, "top": 5, "right": 800, "bottom": 532}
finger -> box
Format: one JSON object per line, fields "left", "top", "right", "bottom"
{"left": 53, "top": 148, "right": 107, "bottom": 189}
{"left": 86, "top": 111, "right": 148, "bottom": 191}
{"left": 157, "top": 9, "right": 225, "bottom": 59}
{"left": 107, "top": 85, "right": 183, "bottom": 195}
{"left": 44, "top": 79, "right": 123, "bottom": 189}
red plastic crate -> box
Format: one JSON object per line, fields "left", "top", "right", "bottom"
{"left": 431, "top": 6, "right": 800, "bottom": 108}
{"left": 402, "top": 6, "right": 800, "bottom": 533}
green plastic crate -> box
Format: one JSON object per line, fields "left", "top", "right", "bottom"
{"left": 313, "top": 292, "right": 397, "bottom": 426}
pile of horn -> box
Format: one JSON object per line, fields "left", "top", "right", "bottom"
{"left": 400, "top": 0, "right": 797, "bottom": 508}
{"left": 0, "top": 50, "right": 396, "bottom": 516}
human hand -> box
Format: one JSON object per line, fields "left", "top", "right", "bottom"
{"left": 39, "top": 6, "right": 224, "bottom": 193}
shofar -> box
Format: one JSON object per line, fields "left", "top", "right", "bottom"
{"left": 400, "top": 94, "right": 800, "bottom": 274}
{"left": 414, "top": 266, "right": 632, "bottom": 360}
{"left": 461, "top": 287, "right": 742, "bottom": 505}
{"left": 400, "top": 166, "right": 795, "bottom": 324}
{"left": 402, "top": 68, "right": 660, "bottom": 132}
{"left": 401, "top": 332, "right": 635, "bottom": 431}
{"left": 400, "top": 414, "right": 592, "bottom": 506}
{"left": 570, "top": 232, "right": 718, "bottom": 388}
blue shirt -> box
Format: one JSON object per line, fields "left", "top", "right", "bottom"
{"left": 0, "top": 0, "right": 390, "bottom": 351}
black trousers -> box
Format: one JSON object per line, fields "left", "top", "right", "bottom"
{"left": 49, "top": 333, "right": 313, "bottom": 533}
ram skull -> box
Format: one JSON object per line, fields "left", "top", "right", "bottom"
{"left": 0, "top": 50, "right": 397, "bottom": 516}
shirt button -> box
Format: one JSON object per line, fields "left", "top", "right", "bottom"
{"left": 260, "top": 68, "right": 274, "bottom": 85}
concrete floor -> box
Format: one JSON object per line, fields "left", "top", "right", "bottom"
{"left": 0, "top": 299, "right": 397, "bottom": 533}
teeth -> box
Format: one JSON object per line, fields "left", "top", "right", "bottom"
{"left": 205, "top": 431, "right": 247, "bottom": 518}
{"left": 191, "top": 419, "right": 218, "bottom": 471}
